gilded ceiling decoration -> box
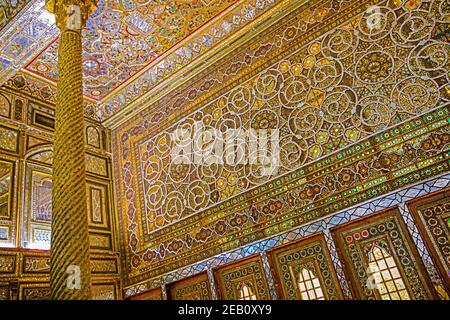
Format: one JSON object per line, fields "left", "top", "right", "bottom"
{"left": 0, "top": 0, "right": 281, "bottom": 122}
{"left": 25, "top": 0, "right": 238, "bottom": 101}
{"left": 112, "top": 0, "right": 450, "bottom": 286}
{"left": 0, "top": 1, "right": 58, "bottom": 90}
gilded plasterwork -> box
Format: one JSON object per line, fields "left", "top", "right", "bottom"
{"left": 0, "top": 126, "right": 18, "bottom": 152}
{"left": 87, "top": 185, "right": 107, "bottom": 226}
{"left": 20, "top": 286, "right": 50, "bottom": 300}
{"left": 0, "top": 285, "right": 9, "bottom": 300}
{"left": 23, "top": 255, "right": 50, "bottom": 274}
{"left": 86, "top": 154, "right": 108, "bottom": 177}
{"left": 87, "top": 126, "right": 101, "bottom": 149}
{"left": 0, "top": 254, "right": 15, "bottom": 273}
{"left": 113, "top": 0, "right": 450, "bottom": 286}
{"left": 92, "top": 284, "right": 116, "bottom": 300}
{"left": 0, "top": 93, "right": 10, "bottom": 118}
{"left": 29, "top": 151, "right": 53, "bottom": 165}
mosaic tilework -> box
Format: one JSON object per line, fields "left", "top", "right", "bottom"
{"left": 207, "top": 268, "right": 219, "bottom": 300}
{"left": 26, "top": 0, "right": 240, "bottom": 101}
{"left": 0, "top": 0, "right": 58, "bottom": 88}
{"left": 260, "top": 251, "right": 278, "bottom": 300}
{"left": 119, "top": 106, "right": 449, "bottom": 285}
{"left": 398, "top": 203, "right": 445, "bottom": 288}
{"left": 322, "top": 229, "right": 353, "bottom": 299}
{"left": 124, "top": 173, "right": 450, "bottom": 298}
{"left": 161, "top": 284, "right": 167, "bottom": 301}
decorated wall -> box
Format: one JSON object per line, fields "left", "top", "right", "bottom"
{"left": 112, "top": 0, "right": 450, "bottom": 299}
{"left": 0, "top": 78, "right": 121, "bottom": 300}
{"left": 0, "top": 0, "right": 449, "bottom": 300}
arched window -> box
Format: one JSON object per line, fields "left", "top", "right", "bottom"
{"left": 295, "top": 267, "right": 324, "bottom": 300}
{"left": 238, "top": 283, "right": 257, "bottom": 300}
{"left": 367, "top": 243, "right": 410, "bottom": 300}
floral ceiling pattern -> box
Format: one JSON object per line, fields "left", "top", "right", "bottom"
{"left": 0, "top": 0, "right": 280, "bottom": 121}
{"left": 0, "top": 1, "right": 58, "bottom": 87}
{"left": 25, "top": 0, "right": 238, "bottom": 101}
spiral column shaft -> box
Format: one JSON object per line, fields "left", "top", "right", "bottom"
{"left": 46, "top": 0, "right": 98, "bottom": 300}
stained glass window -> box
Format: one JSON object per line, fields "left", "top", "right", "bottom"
{"left": 237, "top": 283, "right": 257, "bottom": 300}
{"left": 366, "top": 243, "right": 410, "bottom": 300}
{"left": 294, "top": 267, "right": 324, "bottom": 300}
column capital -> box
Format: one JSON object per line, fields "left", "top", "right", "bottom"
{"left": 46, "top": 0, "right": 97, "bottom": 31}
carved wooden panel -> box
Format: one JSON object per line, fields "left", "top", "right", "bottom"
{"left": 0, "top": 133, "right": 16, "bottom": 159}
{"left": 214, "top": 255, "right": 270, "bottom": 300}
{"left": 19, "top": 284, "right": 50, "bottom": 300}
{"left": 0, "top": 253, "right": 16, "bottom": 274}
{"left": 332, "top": 207, "right": 437, "bottom": 300}
{"left": 268, "top": 233, "right": 343, "bottom": 300}
{"left": 0, "top": 93, "right": 11, "bottom": 118}
{"left": 0, "top": 284, "right": 9, "bottom": 300}
{"left": 129, "top": 287, "right": 163, "bottom": 300}
{"left": 92, "top": 283, "right": 116, "bottom": 300}
{"left": 407, "top": 188, "right": 450, "bottom": 292}
{"left": 168, "top": 272, "right": 212, "bottom": 300}
{"left": 87, "top": 180, "right": 110, "bottom": 229}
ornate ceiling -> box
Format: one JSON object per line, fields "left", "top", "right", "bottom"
{"left": 0, "top": 0, "right": 280, "bottom": 122}
{"left": 26, "top": 0, "right": 238, "bottom": 101}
